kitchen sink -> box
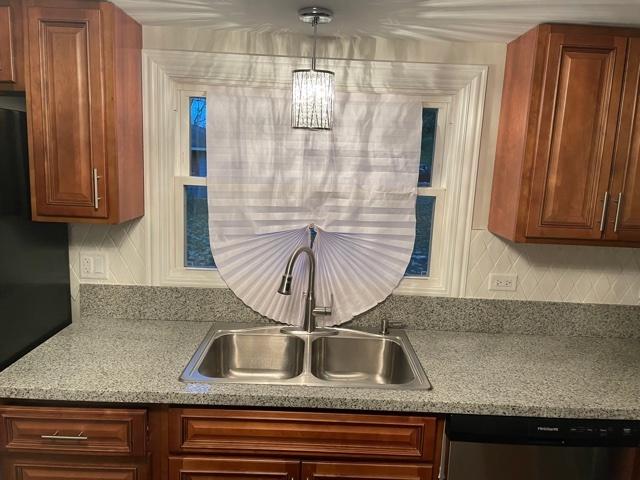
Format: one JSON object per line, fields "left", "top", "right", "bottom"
{"left": 180, "top": 325, "right": 431, "bottom": 390}
{"left": 311, "top": 335, "right": 415, "bottom": 385}
{"left": 198, "top": 332, "right": 305, "bottom": 380}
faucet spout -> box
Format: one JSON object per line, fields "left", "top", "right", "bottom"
{"left": 277, "top": 246, "right": 317, "bottom": 333}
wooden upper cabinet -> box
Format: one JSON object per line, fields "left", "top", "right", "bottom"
{"left": 0, "top": 5, "right": 16, "bottom": 83}
{"left": 489, "top": 24, "right": 640, "bottom": 246}
{"left": 24, "top": 0, "right": 143, "bottom": 223}
{"left": 526, "top": 31, "right": 626, "bottom": 239}
{"left": 608, "top": 37, "right": 640, "bottom": 241}
{"left": 0, "top": 0, "right": 25, "bottom": 91}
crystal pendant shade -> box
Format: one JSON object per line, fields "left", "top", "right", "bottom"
{"left": 291, "top": 69, "right": 335, "bottom": 130}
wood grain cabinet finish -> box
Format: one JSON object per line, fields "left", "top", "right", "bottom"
{"left": 168, "top": 457, "right": 300, "bottom": 480}
{"left": 608, "top": 37, "right": 640, "bottom": 241}
{"left": 489, "top": 24, "right": 640, "bottom": 246}
{"left": 169, "top": 409, "right": 438, "bottom": 461}
{"left": 302, "top": 461, "right": 433, "bottom": 480}
{"left": 2, "top": 457, "right": 146, "bottom": 480}
{"left": 0, "top": 0, "right": 24, "bottom": 90}
{"left": 24, "top": 0, "right": 143, "bottom": 223}
{"left": 0, "top": 406, "right": 147, "bottom": 456}
{"left": 0, "top": 5, "right": 16, "bottom": 83}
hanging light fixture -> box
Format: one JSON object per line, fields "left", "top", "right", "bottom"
{"left": 291, "top": 7, "right": 335, "bottom": 130}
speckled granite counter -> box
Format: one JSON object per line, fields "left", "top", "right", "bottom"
{"left": 0, "top": 318, "right": 638, "bottom": 420}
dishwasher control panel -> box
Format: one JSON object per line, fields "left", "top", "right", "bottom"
{"left": 448, "top": 414, "right": 640, "bottom": 447}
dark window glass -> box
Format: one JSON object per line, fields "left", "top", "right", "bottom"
{"left": 190, "top": 97, "right": 207, "bottom": 177}
{"left": 185, "top": 185, "right": 215, "bottom": 268}
{"left": 406, "top": 195, "right": 435, "bottom": 277}
{"left": 418, "top": 108, "right": 438, "bottom": 187}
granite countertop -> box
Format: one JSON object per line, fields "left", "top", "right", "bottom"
{"left": 0, "top": 318, "right": 638, "bottom": 420}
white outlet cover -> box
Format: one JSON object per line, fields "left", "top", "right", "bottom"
{"left": 79, "top": 253, "right": 108, "bottom": 280}
{"left": 488, "top": 273, "right": 518, "bottom": 292}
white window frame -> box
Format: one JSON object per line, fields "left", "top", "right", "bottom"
{"left": 144, "top": 50, "right": 487, "bottom": 296}
{"left": 169, "top": 88, "right": 226, "bottom": 287}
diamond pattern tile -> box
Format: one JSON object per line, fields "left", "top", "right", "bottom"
{"left": 68, "top": 220, "right": 147, "bottom": 317}
{"left": 466, "top": 229, "right": 640, "bottom": 305}
{"left": 70, "top": 223, "right": 640, "bottom": 319}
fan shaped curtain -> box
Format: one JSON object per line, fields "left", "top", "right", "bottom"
{"left": 207, "top": 87, "right": 422, "bottom": 327}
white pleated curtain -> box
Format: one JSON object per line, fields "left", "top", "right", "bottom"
{"left": 207, "top": 87, "right": 422, "bottom": 326}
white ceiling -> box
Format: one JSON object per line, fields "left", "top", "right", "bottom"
{"left": 112, "top": 0, "right": 640, "bottom": 43}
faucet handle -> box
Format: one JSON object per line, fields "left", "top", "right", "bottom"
{"left": 312, "top": 293, "right": 333, "bottom": 316}
{"left": 313, "top": 306, "right": 332, "bottom": 316}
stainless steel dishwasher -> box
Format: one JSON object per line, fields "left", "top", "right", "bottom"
{"left": 446, "top": 415, "right": 640, "bottom": 480}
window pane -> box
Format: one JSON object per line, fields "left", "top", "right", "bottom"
{"left": 185, "top": 185, "right": 215, "bottom": 268}
{"left": 418, "top": 108, "right": 438, "bottom": 187}
{"left": 190, "top": 97, "right": 207, "bottom": 177}
{"left": 406, "top": 196, "right": 435, "bottom": 277}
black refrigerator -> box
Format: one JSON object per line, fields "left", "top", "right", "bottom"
{"left": 0, "top": 98, "right": 71, "bottom": 371}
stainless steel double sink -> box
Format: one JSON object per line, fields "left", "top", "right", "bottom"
{"left": 180, "top": 325, "right": 431, "bottom": 390}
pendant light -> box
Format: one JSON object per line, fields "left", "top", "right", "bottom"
{"left": 291, "top": 7, "right": 335, "bottom": 130}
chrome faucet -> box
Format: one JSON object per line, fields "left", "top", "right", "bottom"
{"left": 277, "top": 246, "right": 332, "bottom": 334}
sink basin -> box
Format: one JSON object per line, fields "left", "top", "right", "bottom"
{"left": 311, "top": 336, "right": 415, "bottom": 385}
{"left": 180, "top": 324, "right": 431, "bottom": 390}
{"left": 198, "top": 332, "right": 304, "bottom": 380}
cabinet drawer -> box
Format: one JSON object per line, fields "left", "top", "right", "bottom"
{"left": 303, "top": 461, "right": 433, "bottom": 480}
{"left": 0, "top": 406, "right": 147, "bottom": 456}
{"left": 169, "top": 409, "right": 438, "bottom": 461}
{"left": 168, "top": 456, "right": 300, "bottom": 480}
{"left": 2, "top": 457, "right": 147, "bottom": 480}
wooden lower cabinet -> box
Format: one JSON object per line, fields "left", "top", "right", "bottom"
{"left": 0, "top": 405, "right": 443, "bottom": 480}
{"left": 168, "top": 457, "right": 299, "bottom": 480}
{"left": 2, "top": 456, "right": 147, "bottom": 480}
{"left": 302, "top": 461, "right": 433, "bottom": 480}
{"left": 169, "top": 408, "right": 437, "bottom": 462}
{"left": 0, "top": 406, "right": 147, "bottom": 456}
{"left": 167, "top": 458, "right": 433, "bottom": 480}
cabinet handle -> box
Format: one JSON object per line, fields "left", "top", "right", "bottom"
{"left": 41, "top": 431, "right": 88, "bottom": 441}
{"left": 92, "top": 168, "right": 102, "bottom": 210}
{"left": 613, "top": 192, "right": 623, "bottom": 233}
{"left": 599, "top": 191, "right": 610, "bottom": 232}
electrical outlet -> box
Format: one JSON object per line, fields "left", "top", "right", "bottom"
{"left": 79, "top": 253, "right": 108, "bottom": 280}
{"left": 489, "top": 273, "right": 517, "bottom": 292}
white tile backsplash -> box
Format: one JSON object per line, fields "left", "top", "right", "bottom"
{"left": 68, "top": 220, "right": 147, "bottom": 318}
{"left": 466, "top": 229, "right": 640, "bottom": 305}
{"left": 68, "top": 224, "right": 640, "bottom": 319}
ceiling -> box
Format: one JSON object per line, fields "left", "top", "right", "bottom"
{"left": 112, "top": 0, "right": 640, "bottom": 43}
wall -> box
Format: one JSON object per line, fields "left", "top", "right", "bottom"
{"left": 68, "top": 26, "right": 640, "bottom": 318}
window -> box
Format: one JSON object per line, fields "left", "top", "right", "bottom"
{"left": 177, "top": 93, "right": 447, "bottom": 288}
{"left": 406, "top": 108, "right": 438, "bottom": 277}
{"left": 397, "top": 103, "right": 448, "bottom": 294}
{"left": 183, "top": 96, "right": 215, "bottom": 269}
{"left": 147, "top": 55, "right": 485, "bottom": 296}
{"left": 168, "top": 91, "right": 224, "bottom": 287}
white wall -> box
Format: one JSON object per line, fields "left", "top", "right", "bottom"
{"left": 68, "top": 27, "right": 640, "bottom": 317}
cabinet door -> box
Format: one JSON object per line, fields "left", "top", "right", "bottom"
{"left": 25, "top": 5, "right": 108, "bottom": 219}
{"left": 302, "top": 461, "right": 433, "bottom": 480}
{"left": 608, "top": 37, "right": 640, "bottom": 241}
{"left": 2, "top": 457, "right": 145, "bottom": 480}
{"left": 0, "top": 5, "right": 15, "bottom": 83}
{"left": 168, "top": 457, "right": 299, "bottom": 480}
{"left": 525, "top": 31, "right": 627, "bottom": 239}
